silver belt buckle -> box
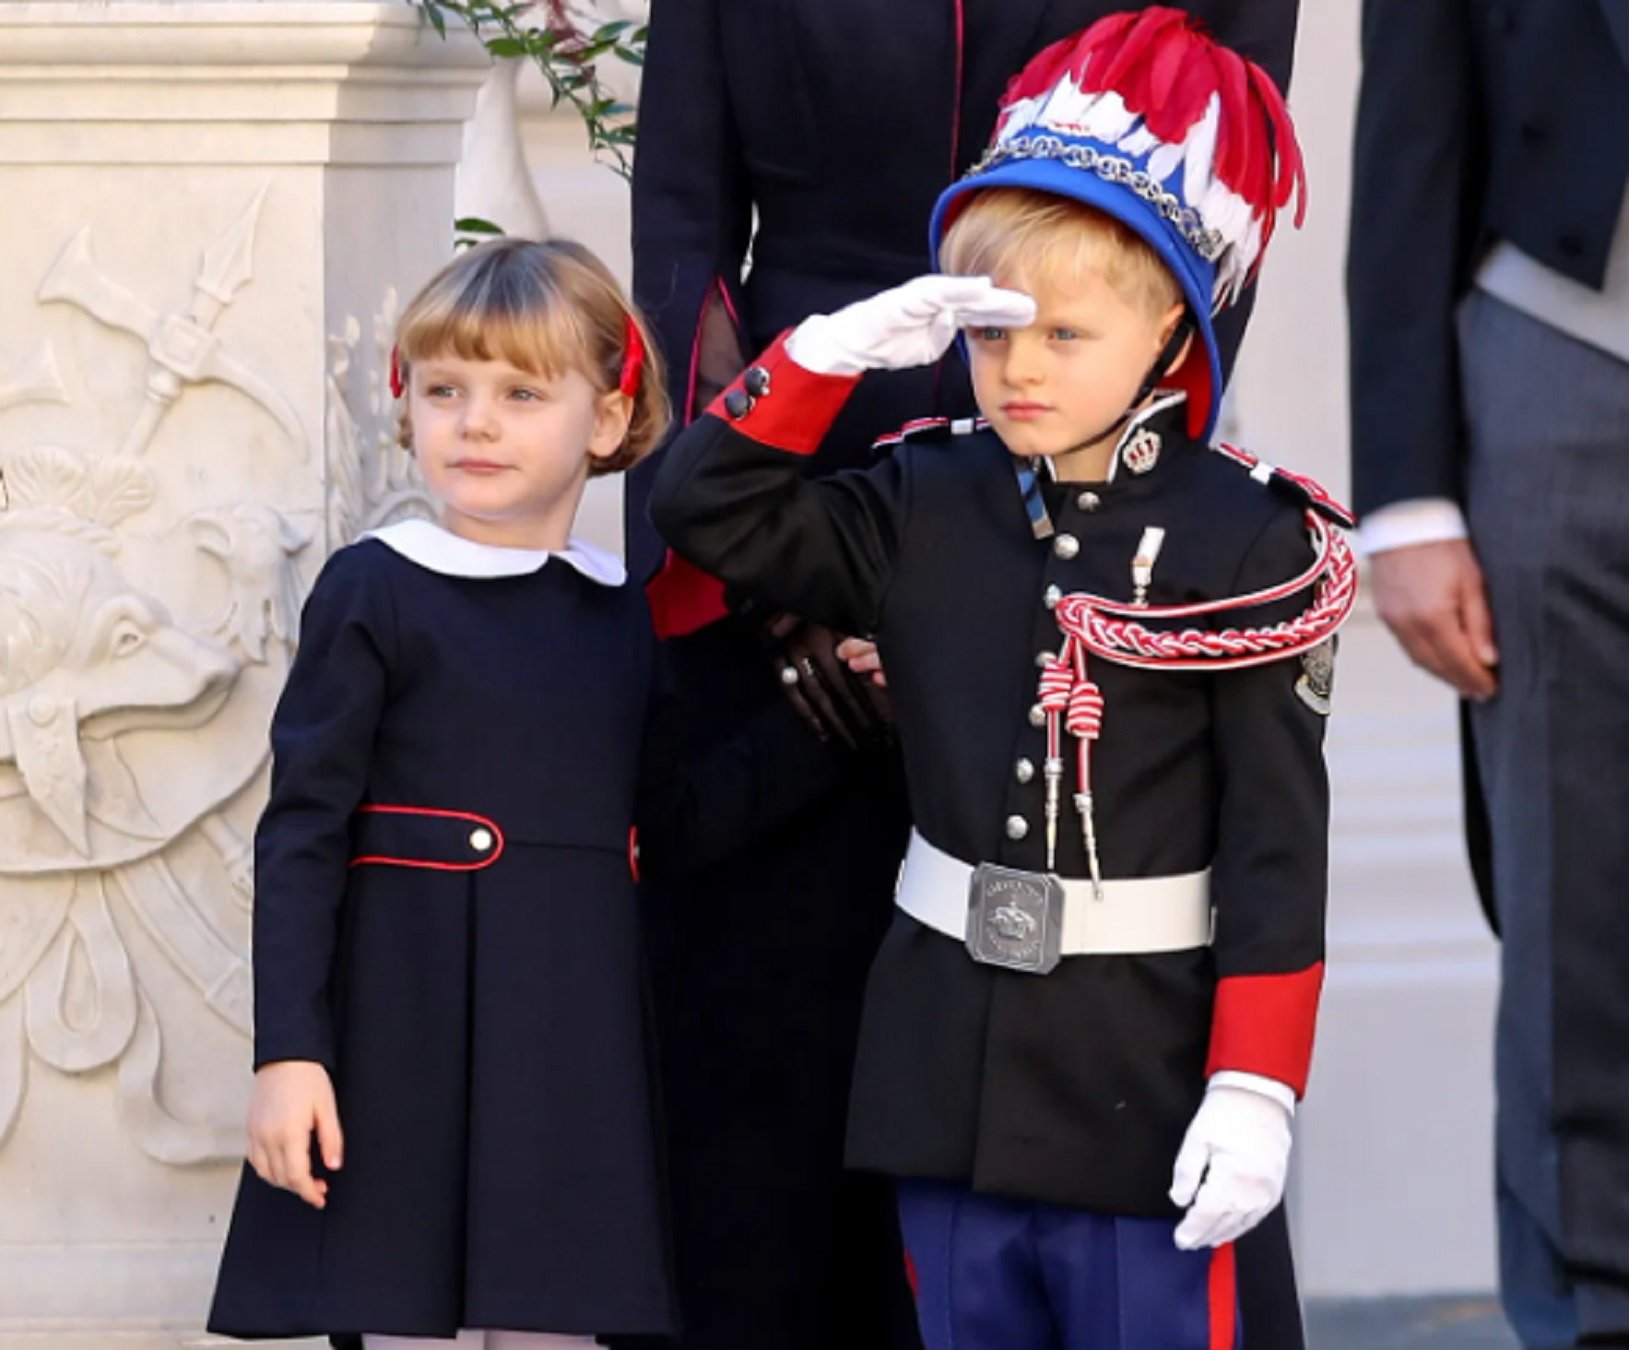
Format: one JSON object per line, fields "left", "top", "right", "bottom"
{"left": 965, "top": 863, "right": 1064, "bottom": 975}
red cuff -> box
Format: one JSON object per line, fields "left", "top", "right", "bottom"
{"left": 704, "top": 331, "right": 862, "bottom": 456}
{"left": 1205, "top": 963, "right": 1324, "bottom": 1097}
{"left": 645, "top": 551, "right": 729, "bottom": 639}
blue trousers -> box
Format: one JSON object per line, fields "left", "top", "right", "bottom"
{"left": 897, "top": 1180, "right": 1239, "bottom": 1350}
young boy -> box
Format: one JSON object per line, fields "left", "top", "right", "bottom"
{"left": 648, "top": 10, "right": 1355, "bottom": 1347}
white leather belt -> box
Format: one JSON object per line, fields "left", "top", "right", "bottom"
{"left": 896, "top": 830, "right": 1212, "bottom": 957}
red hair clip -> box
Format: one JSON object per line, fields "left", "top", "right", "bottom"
{"left": 619, "top": 315, "right": 645, "bottom": 400}
{"left": 389, "top": 344, "right": 405, "bottom": 400}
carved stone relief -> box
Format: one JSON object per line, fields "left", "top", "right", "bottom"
{"left": 0, "top": 186, "right": 336, "bottom": 1164}
{"left": 327, "top": 288, "right": 435, "bottom": 544}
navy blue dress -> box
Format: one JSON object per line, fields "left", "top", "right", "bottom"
{"left": 208, "top": 523, "right": 840, "bottom": 1342}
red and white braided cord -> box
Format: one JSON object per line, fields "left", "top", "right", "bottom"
{"left": 1052, "top": 510, "right": 1357, "bottom": 673}
{"left": 1035, "top": 510, "right": 1357, "bottom": 852}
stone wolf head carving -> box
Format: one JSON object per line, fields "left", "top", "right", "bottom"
{"left": 0, "top": 447, "right": 239, "bottom": 855}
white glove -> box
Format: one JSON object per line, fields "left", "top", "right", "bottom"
{"left": 1169, "top": 1080, "right": 1294, "bottom": 1250}
{"left": 785, "top": 275, "right": 1037, "bottom": 376}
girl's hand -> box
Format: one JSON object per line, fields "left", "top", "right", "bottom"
{"left": 246, "top": 1060, "right": 344, "bottom": 1210}
{"left": 836, "top": 636, "right": 887, "bottom": 688}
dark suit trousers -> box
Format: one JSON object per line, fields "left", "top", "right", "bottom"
{"left": 1461, "top": 289, "right": 1629, "bottom": 1347}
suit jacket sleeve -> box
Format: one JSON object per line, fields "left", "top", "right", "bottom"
{"left": 648, "top": 340, "right": 910, "bottom": 638}
{"left": 1204, "top": 506, "right": 1330, "bottom": 1098}
{"left": 250, "top": 545, "right": 394, "bottom": 1071}
{"left": 627, "top": 0, "right": 757, "bottom": 584}
{"left": 1347, "top": 0, "right": 1485, "bottom": 516}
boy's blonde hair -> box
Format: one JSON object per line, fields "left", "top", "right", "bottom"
{"left": 394, "top": 237, "right": 669, "bottom": 475}
{"left": 938, "top": 188, "right": 1182, "bottom": 318}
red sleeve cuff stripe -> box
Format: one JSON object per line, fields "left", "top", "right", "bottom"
{"left": 1206, "top": 962, "right": 1324, "bottom": 1097}
{"left": 704, "top": 331, "right": 861, "bottom": 456}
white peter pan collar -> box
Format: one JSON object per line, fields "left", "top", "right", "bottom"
{"left": 364, "top": 517, "right": 627, "bottom": 586}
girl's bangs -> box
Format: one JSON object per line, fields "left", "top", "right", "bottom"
{"left": 398, "top": 259, "right": 590, "bottom": 379}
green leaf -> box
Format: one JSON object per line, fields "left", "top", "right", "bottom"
{"left": 484, "top": 37, "right": 529, "bottom": 57}
{"left": 454, "top": 216, "right": 505, "bottom": 236}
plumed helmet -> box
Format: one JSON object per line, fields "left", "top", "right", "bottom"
{"left": 931, "top": 8, "right": 1307, "bottom": 441}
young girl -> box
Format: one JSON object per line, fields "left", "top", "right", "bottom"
{"left": 207, "top": 238, "right": 841, "bottom": 1348}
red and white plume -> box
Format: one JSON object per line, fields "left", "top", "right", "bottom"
{"left": 993, "top": 8, "right": 1306, "bottom": 307}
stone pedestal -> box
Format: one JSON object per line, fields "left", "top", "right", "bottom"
{"left": 0, "top": 6, "right": 487, "bottom": 1344}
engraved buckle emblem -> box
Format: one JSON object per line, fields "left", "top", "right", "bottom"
{"left": 965, "top": 863, "right": 1064, "bottom": 974}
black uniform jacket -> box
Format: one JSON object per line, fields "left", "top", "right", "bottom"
{"left": 649, "top": 344, "right": 1334, "bottom": 1217}
{"left": 1347, "top": 0, "right": 1629, "bottom": 517}
{"left": 629, "top": 0, "right": 1301, "bottom": 591}
{"left": 207, "top": 530, "right": 843, "bottom": 1342}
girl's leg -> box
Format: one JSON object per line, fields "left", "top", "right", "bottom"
{"left": 484, "top": 1335, "right": 598, "bottom": 1348}
{"left": 364, "top": 1333, "right": 485, "bottom": 1350}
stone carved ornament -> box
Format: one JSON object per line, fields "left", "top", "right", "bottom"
{"left": 0, "top": 186, "right": 425, "bottom": 1164}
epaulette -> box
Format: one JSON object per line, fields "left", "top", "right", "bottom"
{"left": 871, "top": 415, "right": 991, "bottom": 453}
{"left": 1212, "top": 442, "right": 1355, "bottom": 529}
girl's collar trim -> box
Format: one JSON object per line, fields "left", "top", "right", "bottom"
{"left": 363, "top": 518, "right": 627, "bottom": 586}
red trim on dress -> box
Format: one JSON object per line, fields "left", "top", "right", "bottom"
{"left": 684, "top": 285, "right": 709, "bottom": 425}
{"left": 903, "top": 1248, "right": 920, "bottom": 1302}
{"left": 1205, "top": 963, "right": 1325, "bottom": 1097}
{"left": 349, "top": 804, "right": 506, "bottom": 872}
{"left": 652, "top": 276, "right": 747, "bottom": 639}
{"left": 646, "top": 553, "right": 730, "bottom": 639}
{"left": 628, "top": 826, "right": 641, "bottom": 883}
{"left": 715, "top": 276, "right": 743, "bottom": 332}
{"left": 1208, "top": 1242, "right": 1237, "bottom": 1350}
{"left": 704, "top": 332, "right": 861, "bottom": 456}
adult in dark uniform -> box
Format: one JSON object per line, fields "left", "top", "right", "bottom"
{"left": 628, "top": 4, "right": 1302, "bottom": 1347}
{"left": 1348, "top": 2, "right": 1629, "bottom": 1343}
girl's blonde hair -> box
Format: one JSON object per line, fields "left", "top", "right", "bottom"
{"left": 394, "top": 237, "right": 669, "bottom": 475}
{"left": 938, "top": 188, "right": 1181, "bottom": 318}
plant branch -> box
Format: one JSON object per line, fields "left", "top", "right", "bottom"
{"left": 416, "top": 1, "right": 644, "bottom": 180}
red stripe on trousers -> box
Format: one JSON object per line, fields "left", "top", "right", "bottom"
{"left": 1209, "top": 1242, "right": 1237, "bottom": 1350}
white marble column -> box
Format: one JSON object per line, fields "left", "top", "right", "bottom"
{"left": 0, "top": 6, "right": 487, "bottom": 1345}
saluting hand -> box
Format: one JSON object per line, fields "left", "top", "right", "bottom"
{"left": 246, "top": 1059, "right": 345, "bottom": 1210}
{"left": 787, "top": 275, "right": 1036, "bottom": 376}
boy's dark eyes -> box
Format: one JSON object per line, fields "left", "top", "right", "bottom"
{"left": 426, "top": 384, "right": 458, "bottom": 398}
{"left": 970, "top": 326, "right": 1008, "bottom": 342}
{"left": 1051, "top": 328, "right": 1080, "bottom": 341}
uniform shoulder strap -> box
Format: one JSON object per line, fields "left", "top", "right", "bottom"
{"left": 1213, "top": 442, "right": 1355, "bottom": 528}
{"left": 871, "top": 415, "right": 990, "bottom": 453}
